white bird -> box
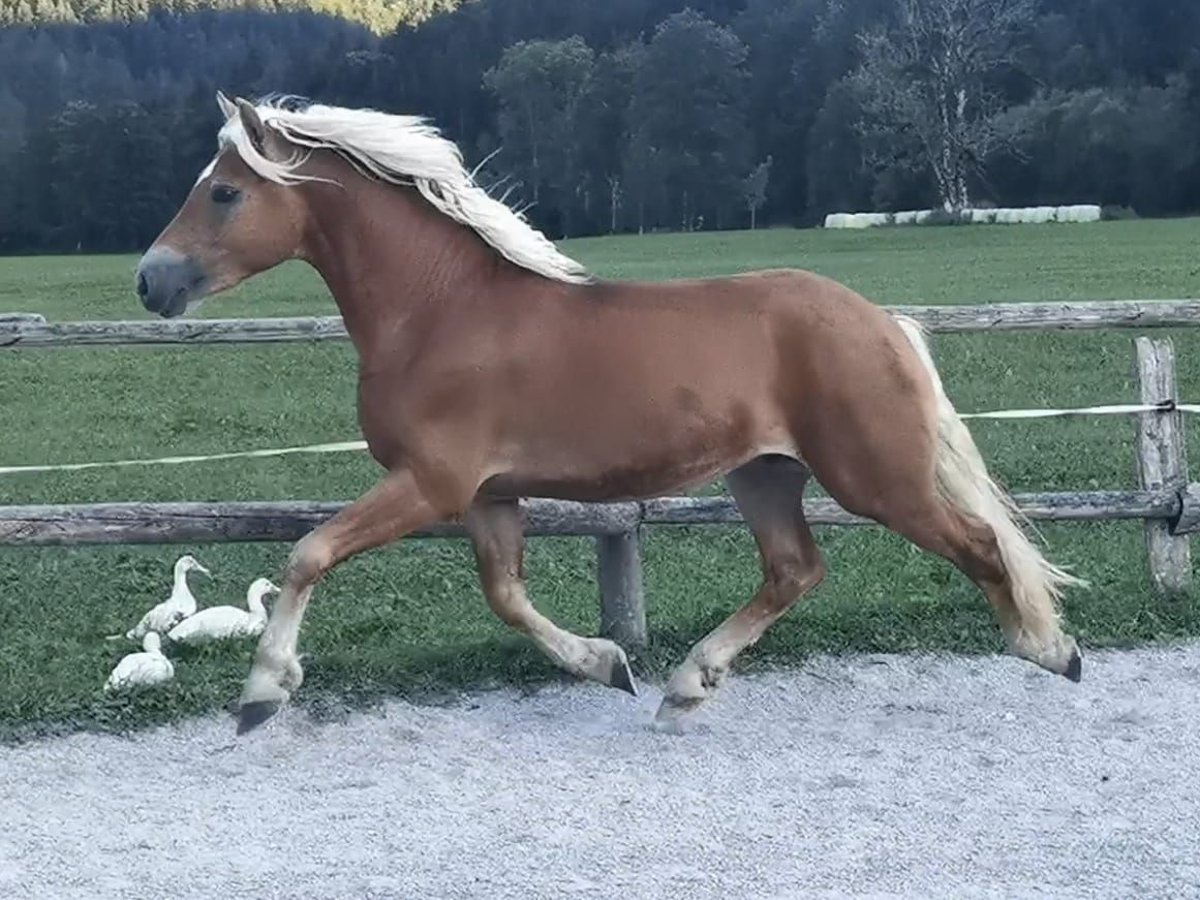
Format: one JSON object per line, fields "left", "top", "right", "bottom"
{"left": 104, "top": 632, "right": 174, "bottom": 692}
{"left": 166, "top": 577, "right": 279, "bottom": 645}
{"left": 113, "top": 554, "right": 211, "bottom": 640}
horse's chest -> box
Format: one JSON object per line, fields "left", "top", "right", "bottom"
{"left": 355, "top": 373, "right": 421, "bottom": 466}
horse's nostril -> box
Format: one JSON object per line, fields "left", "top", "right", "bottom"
{"left": 136, "top": 271, "right": 149, "bottom": 298}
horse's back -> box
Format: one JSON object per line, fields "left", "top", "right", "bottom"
{"left": 586, "top": 265, "right": 892, "bottom": 328}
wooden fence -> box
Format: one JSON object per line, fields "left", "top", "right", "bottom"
{"left": 4, "top": 300, "right": 1200, "bottom": 347}
{"left": 2, "top": 301, "right": 1198, "bottom": 648}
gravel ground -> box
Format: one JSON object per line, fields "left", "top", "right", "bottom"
{"left": 3, "top": 644, "right": 1200, "bottom": 900}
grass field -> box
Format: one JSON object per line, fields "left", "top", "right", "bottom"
{"left": 1, "top": 220, "right": 1198, "bottom": 741}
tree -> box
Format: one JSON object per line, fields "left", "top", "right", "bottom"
{"left": 991, "top": 77, "right": 1199, "bottom": 215}
{"left": 483, "top": 36, "right": 595, "bottom": 236}
{"left": 625, "top": 9, "right": 751, "bottom": 231}
{"left": 742, "top": 156, "right": 771, "bottom": 228}
{"left": 732, "top": 0, "right": 823, "bottom": 222}
{"left": 575, "top": 44, "right": 638, "bottom": 233}
{"left": 805, "top": 76, "right": 874, "bottom": 219}
{"left": 850, "top": 0, "right": 1036, "bottom": 211}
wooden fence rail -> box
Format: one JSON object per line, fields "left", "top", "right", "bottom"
{"left": 1, "top": 303, "right": 1197, "bottom": 646}
{"left": 2, "top": 485, "right": 1196, "bottom": 647}
{"left": 4, "top": 300, "right": 1200, "bottom": 348}
{"left": 2, "top": 489, "right": 1189, "bottom": 547}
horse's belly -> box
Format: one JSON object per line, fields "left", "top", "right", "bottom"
{"left": 483, "top": 414, "right": 795, "bottom": 503}
{"left": 481, "top": 459, "right": 729, "bottom": 503}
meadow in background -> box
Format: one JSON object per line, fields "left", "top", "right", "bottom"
{"left": 1, "top": 219, "right": 1197, "bottom": 740}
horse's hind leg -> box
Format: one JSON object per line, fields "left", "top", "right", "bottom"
{"left": 465, "top": 497, "right": 637, "bottom": 695}
{"left": 796, "top": 313, "right": 1083, "bottom": 681}
{"left": 655, "top": 455, "right": 825, "bottom": 727}
{"left": 876, "top": 497, "right": 1080, "bottom": 679}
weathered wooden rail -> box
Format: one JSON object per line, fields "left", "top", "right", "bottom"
{"left": 1, "top": 301, "right": 1197, "bottom": 647}
{"left": 1, "top": 489, "right": 1186, "bottom": 545}
{"left": 0, "top": 313, "right": 45, "bottom": 325}
{"left": 3, "top": 300, "right": 1200, "bottom": 348}
{"left": 0, "top": 487, "right": 1194, "bottom": 647}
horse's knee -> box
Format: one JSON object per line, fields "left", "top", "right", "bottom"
{"left": 476, "top": 570, "right": 533, "bottom": 630}
{"left": 285, "top": 533, "right": 334, "bottom": 586}
{"left": 486, "top": 590, "right": 529, "bottom": 630}
{"left": 765, "top": 552, "right": 825, "bottom": 603}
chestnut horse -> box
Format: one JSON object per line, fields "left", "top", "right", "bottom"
{"left": 135, "top": 94, "right": 1084, "bottom": 735}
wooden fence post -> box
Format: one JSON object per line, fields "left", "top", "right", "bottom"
{"left": 596, "top": 529, "right": 647, "bottom": 648}
{"left": 1133, "top": 336, "right": 1193, "bottom": 595}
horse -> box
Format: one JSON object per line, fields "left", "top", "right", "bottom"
{"left": 134, "top": 93, "right": 1085, "bottom": 736}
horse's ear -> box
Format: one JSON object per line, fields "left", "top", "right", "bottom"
{"left": 235, "top": 97, "right": 268, "bottom": 156}
{"left": 216, "top": 90, "right": 237, "bottom": 121}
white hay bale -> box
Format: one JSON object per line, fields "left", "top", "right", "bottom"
{"left": 914, "top": 209, "right": 933, "bottom": 223}
{"left": 826, "top": 212, "right": 870, "bottom": 229}
{"left": 893, "top": 210, "right": 918, "bottom": 225}
{"left": 1076, "top": 204, "right": 1101, "bottom": 222}
{"left": 969, "top": 208, "right": 993, "bottom": 224}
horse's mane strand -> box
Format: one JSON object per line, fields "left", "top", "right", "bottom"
{"left": 217, "top": 95, "right": 591, "bottom": 285}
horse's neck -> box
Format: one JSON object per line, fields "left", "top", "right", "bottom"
{"left": 302, "top": 176, "right": 503, "bottom": 360}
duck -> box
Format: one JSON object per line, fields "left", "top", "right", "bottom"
{"left": 104, "top": 632, "right": 174, "bottom": 691}
{"left": 165, "top": 577, "right": 279, "bottom": 646}
{"left": 114, "top": 554, "right": 211, "bottom": 640}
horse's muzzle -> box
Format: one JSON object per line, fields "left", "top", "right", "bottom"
{"left": 135, "top": 246, "right": 206, "bottom": 318}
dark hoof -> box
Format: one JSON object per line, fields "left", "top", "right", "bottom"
{"left": 610, "top": 657, "right": 638, "bottom": 697}
{"left": 1064, "top": 649, "right": 1082, "bottom": 683}
{"left": 236, "top": 700, "right": 281, "bottom": 735}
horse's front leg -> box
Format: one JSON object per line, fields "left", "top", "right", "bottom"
{"left": 236, "top": 467, "right": 452, "bottom": 734}
{"left": 464, "top": 497, "right": 638, "bottom": 696}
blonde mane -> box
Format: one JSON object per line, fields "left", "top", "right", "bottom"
{"left": 216, "top": 97, "right": 591, "bottom": 285}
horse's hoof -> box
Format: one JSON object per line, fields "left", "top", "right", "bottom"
{"left": 651, "top": 694, "right": 704, "bottom": 734}
{"left": 1064, "top": 648, "right": 1082, "bottom": 683}
{"left": 610, "top": 655, "right": 638, "bottom": 697}
{"left": 236, "top": 700, "right": 281, "bottom": 735}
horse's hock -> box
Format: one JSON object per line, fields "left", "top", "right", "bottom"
{"left": 1, "top": 300, "right": 1199, "bottom": 649}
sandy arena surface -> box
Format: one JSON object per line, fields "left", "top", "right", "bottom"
{"left": 3, "top": 644, "right": 1200, "bottom": 899}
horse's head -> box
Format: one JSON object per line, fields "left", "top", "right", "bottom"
{"left": 135, "top": 93, "right": 311, "bottom": 318}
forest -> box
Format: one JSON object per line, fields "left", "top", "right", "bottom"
{"left": 0, "top": 0, "right": 1198, "bottom": 253}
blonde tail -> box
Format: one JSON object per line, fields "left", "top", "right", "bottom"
{"left": 892, "top": 314, "right": 1086, "bottom": 674}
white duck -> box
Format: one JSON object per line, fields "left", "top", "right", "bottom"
{"left": 166, "top": 577, "right": 279, "bottom": 646}
{"left": 104, "top": 632, "right": 174, "bottom": 692}
{"left": 116, "top": 554, "right": 211, "bottom": 640}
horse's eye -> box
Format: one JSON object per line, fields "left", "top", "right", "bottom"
{"left": 211, "top": 184, "right": 240, "bottom": 205}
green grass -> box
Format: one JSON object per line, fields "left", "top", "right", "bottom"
{"left": 2, "top": 219, "right": 1199, "bottom": 741}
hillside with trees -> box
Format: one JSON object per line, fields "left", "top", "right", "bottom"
{"left": 0, "top": 0, "right": 459, "bottom": 34}
{"left": 1, "top": 0, "right": 1198, "bottom": 254}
